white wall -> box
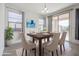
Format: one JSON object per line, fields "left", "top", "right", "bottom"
{"left": 0, "top": 4, "right": 5, "bottom": 56}
{"left": 5, "top": 4, "right": 40, "bottom": 44}
{"left": 24, "top": 11, "right": 39, "bottom": 41}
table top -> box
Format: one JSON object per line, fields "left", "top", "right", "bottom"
{"left": 27, "top": 32, "right": 53, "bottom": 39}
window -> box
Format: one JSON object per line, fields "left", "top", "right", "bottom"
{"left": 52, "top": 16, "right": 59, "bottom": 32}
{"left": 59, "top": 13, "right": 69, "bottom": 20}
{"left": 52, "top": 13, "right": 69, "bottom": 41}
{"left": 8, "top": 10, "right": 22, "bottom": 31}
{"left": 59, "top": 13, "right": 69, "bottom": 32}
{"left": 39, "top": 19, "right": 44, "bottom": 32}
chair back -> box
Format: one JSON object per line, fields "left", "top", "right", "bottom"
{"left": 20, "top": 32, "right": 27, "bottom": 46}
{"left": 60, "top": 32, "right": 67, "bottom": 45}
{"left": 50, "top": 33, "right": 60, "bottom": 49}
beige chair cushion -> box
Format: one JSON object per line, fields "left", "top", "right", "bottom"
{"left": 44, "top": 33, "right": 60, "bottom": 52}
{"left": 23, "top": 43, "right": 36, "bottom": 50}
{"left": 21, "top": 32, "right": 36, "bottom": 50}
{"left": 43, "top": 33, "right": 59, "bottom": 47}
{"left": 58, "top": 32, "right": 67, "bottom": 45}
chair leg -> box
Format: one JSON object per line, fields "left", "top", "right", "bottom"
{"left": 52, "top": 51, "right": 54, "bottom": 56}
{"left": 43, "top": 48, "right": 44, "bottom": 55}
{"left": 25, "top": 50, "right": 27, "bottom": 56}
{"left": 32, "top": 48, "right": 36, "bottom": 56}
{"left": 34, "top": 48, "right": 36, "bottom": 56}
{"left": 56, "top": 49, "right": 58, "bottom": 56}
{"left": 22, "top": 48, "right": 24, "bottom": 56}
{"left": 60, "top": 45, "right": 62, "bottom": 54}
{"left": 63, "top": 44, "right": 65, "bottom": 51}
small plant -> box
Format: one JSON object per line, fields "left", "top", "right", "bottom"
{"left": 5, "top": 27, "right": 13, "bottom": 41}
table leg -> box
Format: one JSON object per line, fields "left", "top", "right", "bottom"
{"left": 33, "top": 38, "right": 35, "bottom": 43}
{"left": 47, "top": 37, "right": 49, "bottom": 42}
{"left": 39, "top": 39, "right": 42, "bottom": 56}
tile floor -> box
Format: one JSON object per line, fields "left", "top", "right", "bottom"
{"left": 2, "top": 41, "right": 79, "bottom": 56}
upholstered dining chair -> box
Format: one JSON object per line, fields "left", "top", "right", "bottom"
{"left": 21, "top": 32, "right": 36, "bottom": 56}
{"left": 43, "top": 33, "right": 60, "bottom": 56}
{"left": 43, "top": 33, "right": 59, "bottom": 48}
{"left": 58, "top": 32, "right": 67, "bottom": 54}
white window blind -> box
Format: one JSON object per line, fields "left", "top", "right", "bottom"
{"left": 7, "top": 8, "right": 22, "bottom": 31}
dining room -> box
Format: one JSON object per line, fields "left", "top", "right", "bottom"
{"left": 2, "top": 3, "right": 79, "bottom": 56}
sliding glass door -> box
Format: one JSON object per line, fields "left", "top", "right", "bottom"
{"left": 52, "top": 13, "right": 70, "bottom": 41}
{"left": 59, "top": 13, "right": 69, "bottom": 41}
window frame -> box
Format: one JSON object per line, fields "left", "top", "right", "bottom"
{"left": 52, "top": 12, "right": 70, "bottom": 32}
{"left": 7, "top": 8, "right": 23, "bottom": 32}
{"left": 39, "top": 19, "right": 44, "bottom": 31}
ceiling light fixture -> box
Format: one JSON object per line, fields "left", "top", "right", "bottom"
{"left": 42, "top": 3, "right": 48, "bottom": 13}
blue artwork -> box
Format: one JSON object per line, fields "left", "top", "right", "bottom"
{"left": 26, "top": 19, "right": 36, "bottom": 28}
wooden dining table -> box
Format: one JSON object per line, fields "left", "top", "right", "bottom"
{"left": 27, "top": 32, "right": 53, "bottom": 56}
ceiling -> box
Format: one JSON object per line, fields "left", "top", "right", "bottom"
{"left": 6, "top": 3, "right": 74, "bottom": 15}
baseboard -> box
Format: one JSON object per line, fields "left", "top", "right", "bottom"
{"left": 7, "top": 40, "right": 21, "bottom": 45}
{"left": 65, "top": 40, "right": 79, "bottom": 45}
